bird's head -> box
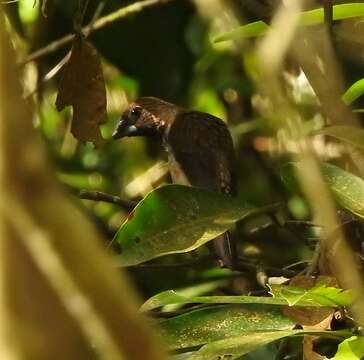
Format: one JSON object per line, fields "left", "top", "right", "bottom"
{"left": 112, "top": 97, "right": 180, "bottom": 140}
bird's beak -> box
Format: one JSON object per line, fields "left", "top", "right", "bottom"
{"left": 112, "top": 120, "right": 138, "bottom": 139}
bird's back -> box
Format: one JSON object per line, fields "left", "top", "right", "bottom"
{"left": 166, "top": 110, "right": 237, "bottom": 195}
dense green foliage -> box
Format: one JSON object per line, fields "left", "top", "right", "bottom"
{"left": 4, "top": 1, "right": 364, "bottom": 359}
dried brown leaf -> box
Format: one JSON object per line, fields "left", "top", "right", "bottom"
{"left": 56, "top": 36, "right": 106, "bottom": 146}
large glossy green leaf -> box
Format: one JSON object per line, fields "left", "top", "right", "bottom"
{"left": 282, "top": 162, "right": 364, "bottom": 219}
{"left": 189, "top": 329, "right": 349, "bottom": 360}
{"left": 315, "top": 126, "right": 364, "bottom": 150}
{"left": 114, "top": 185, "right": 275, "bottom": 266}
{"left": 158, "top": 304, "right": 296, "bottom": 350}
{"left": 141, "top": 283, "right": 352, "bottom": 312}
{"left": 215, "top": 3, "right": 364, "bottom": 43}
{"left": 157, "top": 304, "right": 349, "bottom": 358}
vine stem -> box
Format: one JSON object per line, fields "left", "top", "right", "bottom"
{"left": 79, "top": 190, "right": 136, "bottom": 210}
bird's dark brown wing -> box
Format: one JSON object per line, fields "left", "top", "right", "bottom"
{"left": 167, "top": 111, "right": 237, "bottom": 269}
{"left": 167, "top": 111, "right": 237, "bottom": 196}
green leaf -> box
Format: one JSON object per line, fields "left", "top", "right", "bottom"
{"left": 114, "top": 185, "right": 275, "bottom": 266}
{"left": 158, "top": 304, "right": 296, "bottom": 350}
{"left": 334, "top": 336, "right": 364, "bottom": 360}
{"left": 315, "top": 126, "right": 364, "bottom": 150}
{"left": 214, "top": 21, "right": 269, "bottom": 42}
{"left": 342, "top": 79, "right": 364, "bottom": 105}
{"left": 161, "top": 280, "right": 227, "bottom": 312}
{"left": 157, "top": 304, "right": 349, "bottom": 357}
{"left": 282, "top": 162, "right": 364, "bottom": 219}
{"left": 301, "top": 3, "right": 364, "bottom": 25}
{"left": 189, "top": 331, "right": 293, "bottom": 360}
{"left": 215, "top": 3, "right": 364, "bottom": 43}
{"left": 318, "top": 163, "right": 364, "bottom": 219}
{"left": 189, "top": 329, "right": 349, "bottom": 360}
{"left": 268, "top": 283, "right": 354, "bottom": 307}
{"left": 141, "top": 288, "right": 339, "bottom": 313}
{"left": 193, "top": 88, "right": 227, "bottom": 121}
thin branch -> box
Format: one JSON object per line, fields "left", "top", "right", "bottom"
{"left": 90, "top": 1, "right": 106, "bottom": 24}
{"left": 121, "top": 254, "right": 298, "bottom": 278}
{"left": 323, "top": 0, "right": 333, "bottom": 35}
{"left": 41, "top": 0, "right": 48, "bottom": 17}
{"left": 24, "top": 51, "right": 71, "bottom": 99}
{"left": 79, "top": 190, "right": 136, "bottom": 210}
{"left": 128, "top": 257, "right": 213, "bottom": 269}
{"left": 235, "top": 258, "right": 297, "bottom": 277}
{"left": 283, "top": 260, "right": 310, "bottom": 270}
{"left": 80, "top": 0, "right": 90, "bottom": 29}
{"left": 21, "top": 0, "right": 174, "bottom": 65}
{"left": 305, "top": 241, "right": 321, "bottom": 276}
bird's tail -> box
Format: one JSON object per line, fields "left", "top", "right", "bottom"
{"left": 211, "top": 232, "right": 236, "bottom": 270}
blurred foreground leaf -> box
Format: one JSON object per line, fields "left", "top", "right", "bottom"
{"left": 114, "top": 185, "right": 276, "bottom": 266}
{"left": 315, "top": 126, "right": 364, "bottom": 150}
{"left": 215, "top": 3, "right": 364, "bottom": 42}
{"left": 282, "top": 162, "right": 364, "bottom": 219}
{"left": 56, "top": 36, "right": 106, "bottom": 146}
{"left": 0, "top": 12, "right": 164, "bottom": 360}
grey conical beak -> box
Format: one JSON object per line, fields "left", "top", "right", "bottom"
{"left": 112, "top": 120, "right": 138, "bottom": 139}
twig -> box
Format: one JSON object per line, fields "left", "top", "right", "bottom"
{"left": 283, "top": 260, "right": 310, "bottom": 270}
{"left": 79, "top": 190, "right": 136, "bottom": 210}
{"left": 20, "top": 0, "right": 174, "bottom": 65}
{"left": 236, "top": 258, "right": 297, "bottom": 277}
{"left": 284, "top": 220, "right": 320, "bottom": 228}
{"left": 122, "top": 254, "right": 298, "bottom": 278}
{"left": 323, "top": 0, "right": 333, "bottom": 35}
{"left": 24, "top": 51, "right": 71, "bottom": 99}
{"left": 41, "top": 0, "right": 48, "bottom": 17}
{"left": 90, "top": 1, "right": 106, "bottom": 24}
{"left": 127, "top": 255, "right": 214, "bottom": 269}
{"left": 79, "top": 0, "right": 90, "bottom": 31}
{"left": 305, "top": 241, "right": 321, "bottom": 276}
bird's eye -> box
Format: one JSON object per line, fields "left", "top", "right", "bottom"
{"left": 130, "top": 106, "right": 142, "bottom": 118}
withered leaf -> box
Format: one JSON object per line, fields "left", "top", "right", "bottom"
{"left": 56, "top": 36, "right": 106, "bottom": 146}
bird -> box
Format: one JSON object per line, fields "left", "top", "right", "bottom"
{"left": 112, "top": 97, "right": 237, "bottom": 269}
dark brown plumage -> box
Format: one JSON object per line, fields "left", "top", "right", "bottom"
{"left": 113, "top": 97, "right": 237, "bottom": 269}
